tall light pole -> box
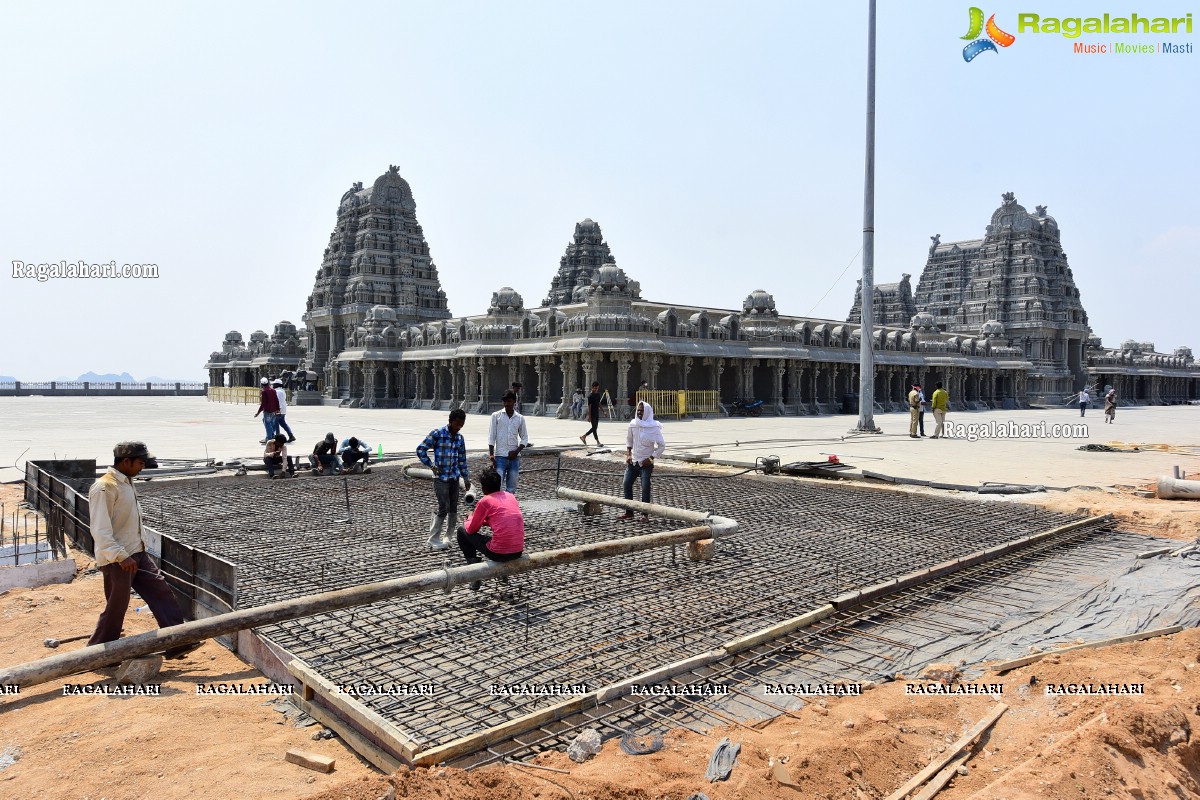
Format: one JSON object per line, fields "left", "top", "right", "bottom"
{"left": 855, "top": 0, "right": 879, "bottom": 433}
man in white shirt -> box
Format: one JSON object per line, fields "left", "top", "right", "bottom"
{"left": 619, "top": 401, "right": 667, "bottom": 522}
{"left": 1076, "top": 388, "right": 1091, "bottom": 417}
{"left": 273, "top": 379, "right": 296, "bottom": 443}
{"left": 87, "top": 441, "right": 201, "bottom": 659}
{"left": 489, "top": 390, "right": 529, "bottom": 495}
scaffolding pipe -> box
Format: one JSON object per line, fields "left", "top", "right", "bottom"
{"left": 0, "top": 519, "right": 738, "bottom": 691}
{"left": 554, "top": 487, "right": 736, "bottom": 531}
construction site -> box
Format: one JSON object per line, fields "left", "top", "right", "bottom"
{"left": 0, "top": 400, "right": 1198, "bottom": 799}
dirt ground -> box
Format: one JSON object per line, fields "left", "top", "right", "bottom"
{"left": 1, "top": 481, "right": 1198, "bottom": 800}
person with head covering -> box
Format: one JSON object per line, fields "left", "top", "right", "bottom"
{"left": 87, "top": 442, "right": 201, "bottom": 659}
{"left": 1104, "top": 385, "right": 1117, "bottom": 423}
{"left": 618, "top": 401, "right": 666, "bottom": 522}
{"left": 309, "top": 432, "right": 339, "bottom": 475}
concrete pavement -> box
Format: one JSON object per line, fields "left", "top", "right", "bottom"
{"left": 1, "top": 396, "right": 1196, "bottom": 489}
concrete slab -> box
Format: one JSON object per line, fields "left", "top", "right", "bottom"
{"left": 0, "top": 558, "right": 77, "bottom": 591}
{"left": 0, "top": 396, "right": 1196, "bottom": 489}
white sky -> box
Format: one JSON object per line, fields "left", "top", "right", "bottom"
{"left": 1, "top": 1, "right": 1196, "bottom": 381}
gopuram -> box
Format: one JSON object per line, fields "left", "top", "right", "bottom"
{"left": 206, "top": 168, "right": 1200, "bottom": 415}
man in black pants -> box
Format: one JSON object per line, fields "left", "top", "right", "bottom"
{"left": 87, "top": 442, "right": 201, "bottom": 659}
{"left": 579, "top": 381, "right": 603, "bottom": 446}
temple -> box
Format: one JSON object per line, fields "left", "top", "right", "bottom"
{"left": 205, "top": 172, "right": 1200, "bottom": 413}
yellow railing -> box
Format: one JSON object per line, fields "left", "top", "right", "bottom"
{"left": 208, "top": 386, "right": 261, "bottom": 404}
{"left": 635, "top": 390, "right": 720, "bottom": 419}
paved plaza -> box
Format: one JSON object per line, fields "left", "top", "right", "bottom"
{"left": 1, "top": 396, "right": 1195, "bottom": 489}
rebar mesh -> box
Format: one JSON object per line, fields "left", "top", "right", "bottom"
{"left": 138, "top": 456, "right": 1087, "bottom": 753}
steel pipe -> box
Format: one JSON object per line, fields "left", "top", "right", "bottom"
{"left": 554, "top": 487, "right": 738, "bottom": 535}
{"left": 0, "top": 522, "right": 736, "bottom": 691}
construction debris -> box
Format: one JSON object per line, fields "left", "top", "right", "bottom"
{"left": 566, "top": 729, "right": 602, "bottom": 763}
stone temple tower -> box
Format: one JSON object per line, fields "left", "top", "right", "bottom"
{"left": 914, "top": 192, "right": 1090, "bottom": 401}
{"left": 302, "top": 166, "right": 451, "bottom": 395}
{"left": 543, "top": 218, "right": 635, "bottom": 306}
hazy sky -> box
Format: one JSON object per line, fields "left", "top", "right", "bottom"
{"left": 2, "top": 1, "right": 1196, "bottom": 380}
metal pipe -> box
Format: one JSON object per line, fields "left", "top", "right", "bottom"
{"left": 0, "top": 522, "right": 735, "bottom": 691}
{"left": 553, "top": 487, "right": 737, "bottom": 535}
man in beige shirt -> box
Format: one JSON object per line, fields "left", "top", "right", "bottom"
{"left": 87, "top": 441, "right": 200, "bottom": 659}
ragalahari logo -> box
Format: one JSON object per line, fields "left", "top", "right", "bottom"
{"left": 962, "top": 7, "right": 1016, "bottom": 61}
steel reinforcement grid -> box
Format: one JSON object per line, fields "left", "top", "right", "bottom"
{"left": 137, "top": 456, "right": 1088, "bottom": 757}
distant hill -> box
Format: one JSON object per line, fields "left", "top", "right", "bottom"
{"left": 0, "top": 376, "right": 15, "bottom": 382}
{"left": 79, "top": 371, "right": 138, "bottom": 383}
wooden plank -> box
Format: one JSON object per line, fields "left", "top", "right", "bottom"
{"left": 285, "top": 749, "right": 335, "bottom": 773}
{"left": 989, "top": 625, "right": 1183, "bottom": 673}
{"left": 884, "top": 703, "right": 1007, "bottom": 800}
{"left": 721, "top": 605, "right": 836, "bottom": 655}
{"left": 294, "top": 695, "right": 404, "bottom": 773}
{"left": 288, "top": 660, "right": 422, "bottom": 762}
{"left": 417, "top": 648, "right": 731, "bottom": 766}
{"left": 911, "top": 751, "right": 971, "bottom": 800}
{"left": 413, "top": 694, "right": 594, "bottom": 767}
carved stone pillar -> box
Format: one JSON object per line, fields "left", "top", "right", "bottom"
{"left": 533, "top": 355, "right": 546, "bottom": 416}
{"left": 474, "top": 357, "right": 490, "bottom": 413}
{"left": 708, "top": 357, "right": 724, "bottom": 398}
{"left": 432, "top": 361, "right": 444, "bottom": 408}
{"left": 788, "top": 360, "right": 803, "bottom": 414}
{"left": 811, "top": 365, "right": 822, "bottom": 412}
{"left": 741, "top": 360, "right": 754, "bottom": 400}
{"left": 616, "top": 353, "right": 634, "bottom": 416}
{"left": 645, "top": 354, "right": 662, "bottom": 390}
{"left": 681, "top": 357, "right": 693, "bottom": 391}
{"left": 580, "top": 353, "right": 596, "bottom": 394}
{"left": 415, "top": 361, "right": 427, "bottom": 402}
{"left": 364, "top": 363, "right": 378, "bottom": 409}
{"left": 556, "top": 353, "right": 577, "bottom": 418}
{"left": 772, "top": 359, "right": 786, "bottom": 414}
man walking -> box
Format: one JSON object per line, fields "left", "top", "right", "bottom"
{"left": 273, "top": 379, "right": 296, "bottom": 443}
{"left": 87, "top": 442, "right": 201, "bottom": 659}
{"left": 1075, "top": 387, "right": 1091, "bottom": 417}
{"left": 907, "top": 384, "right": 922, "bottom": 439}
{"left": 580, "top": 381, "right": 603, "bottom": 446}
{"left": 930, "top": 381, "right": 949, "bottom": 439}
{"left": 254, "top": 377, "right": 280, "bottom": 443}
{"left": 417, "top": 409, "right": 471, "bottom": 550}
{"left": 489, "top": 390, "right": 528, "bottom": 495}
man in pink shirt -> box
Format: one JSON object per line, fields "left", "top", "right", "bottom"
{"left": 456, "top": 467, "right": 525, "bottom": 590}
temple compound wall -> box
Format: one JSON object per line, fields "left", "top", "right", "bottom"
{"left": 205, "top": 171, "right": 1200, "bottom": 414}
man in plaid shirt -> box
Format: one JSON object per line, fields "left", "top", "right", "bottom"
{"left": 417, "top": 409, "right": 471, "bottom": 550}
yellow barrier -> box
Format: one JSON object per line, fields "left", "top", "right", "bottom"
{"left": 208, "top": 386, "right": 261, "bottom": 405}
{"left": 634, "top": 390, "right": 719, "bottom": 419}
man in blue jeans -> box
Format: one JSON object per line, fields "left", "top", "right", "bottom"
{"left": 417, "top": 409, "right": 471, "bottom": 550}
{"left": 488, "top": 390, "right": 528, "bottom": 495}
{"left": 619, "top": 401, "right": 666, "bottom": 522}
